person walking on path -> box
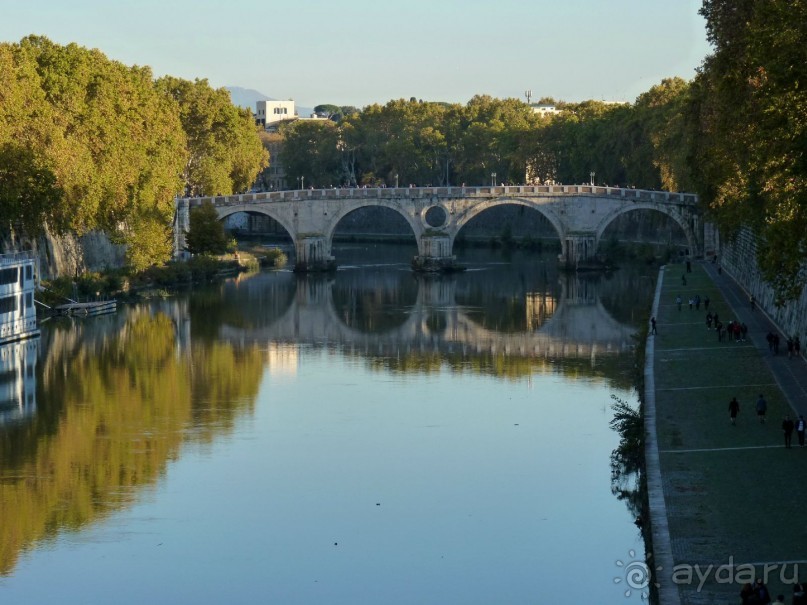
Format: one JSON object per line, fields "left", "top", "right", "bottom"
{"left": 783, "top": 415, "right": 795, "bottom": 448}
{"left": 704, "top": 295, "right": 710, "bottom": 310}
{"left": 650, "top": 317, "right": 657, "bottom": 335}
{"left": 797, "top": 415, "right": 806, "bottom": 447}
{"left": 796, "top": 336, "right": 801, "bottom": 358}
{"left": 729, "top": 397, "right": 740, "bottom": 425}
{"left": 676, "top": 295, "right": 682, "bottom": 311}
{"left": 756, "top": 394, "right": 767, "bottom": 423}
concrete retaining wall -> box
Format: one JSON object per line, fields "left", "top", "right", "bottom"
{"left": 1, "top": 229, "right": 126, "bottom": 279}
{"left": 719, "top": 227, "right": 807, "bottom": 341}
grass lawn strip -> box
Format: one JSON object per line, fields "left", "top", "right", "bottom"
{"left": 653, "top": 263, "right": 807, "bottom": 605}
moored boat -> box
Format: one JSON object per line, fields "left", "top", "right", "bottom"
{"left": 0, "top": 251, "right": 40, "bottom": 345}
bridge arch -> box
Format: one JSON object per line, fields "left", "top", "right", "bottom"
{"left": 322, "top": 199, "right": 423, "bottom": 252}
{"left": 594, "top": 202, "right": 698, "bottom": 258}
{"left": 216, "top": 205, "right": 298, "bottom": 248}
{"left": 452, "top": 197, "right": 564, "bottom": 249}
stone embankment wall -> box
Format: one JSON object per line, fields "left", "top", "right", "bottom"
{"left": 1, "top": 229, "right": 126, "bottom": 279}
{"left": 719, "top": 227, "right": 807, "bottom": 341}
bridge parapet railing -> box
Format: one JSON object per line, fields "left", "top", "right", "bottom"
{"left": 181, "top": 185, "right": 698, "bottom": 206}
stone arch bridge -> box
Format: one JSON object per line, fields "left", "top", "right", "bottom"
{"left": 174, "top": 185, "right": 702, "bottom": 271}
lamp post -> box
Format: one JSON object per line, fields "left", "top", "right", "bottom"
{"left": 302, "top": 175, "right": 305, "bottom": 190}
{"left": 491, "top": 172, "right": 497, "bottom": 187}
{"left": 395, "top": 173, "right": 399, "bottom": 189}
{"left": 589, "top": 171, "right": 595, "bottom": 186}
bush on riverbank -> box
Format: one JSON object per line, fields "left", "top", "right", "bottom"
{"left": 38, "top": 255, "right": 245, "bottom": 306}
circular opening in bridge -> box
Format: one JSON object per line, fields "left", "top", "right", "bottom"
{"left": 424, "top": 206, "right": 447, "bottom": 228}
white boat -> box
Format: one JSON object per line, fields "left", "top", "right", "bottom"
{"left": 0, "top": 251, "right": 40, "bottom": 344}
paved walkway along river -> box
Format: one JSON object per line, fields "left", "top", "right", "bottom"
{"left": 646, "top": 261, "right": 807, "bottom": 605}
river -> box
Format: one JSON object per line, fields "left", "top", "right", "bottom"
{"left": 0, "top": 245, "right": 655, "bottom": 604}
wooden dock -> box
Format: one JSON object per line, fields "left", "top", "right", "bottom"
{"left": 54, "top": 300, "right": 117, "bottom": 316}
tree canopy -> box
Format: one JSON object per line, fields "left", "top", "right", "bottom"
{"left": 688, "top": 0, "right": 807, "bottom": 301}
{"left": 0, "top": 36, "right": 267, "bottom": 271}
{"left": 184, "top": 201, "right": 229, "bottom": 255}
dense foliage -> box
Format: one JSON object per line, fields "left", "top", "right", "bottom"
{"left": 687, "top": 0, "right": 807, "bottom": 301}
{"left": 280, "top": 90, "right": 694, "bottom": 193}
{"left": 185, "top": 201, "right": 230, "bottom": 255}
{"left": 0, "top": 36, "right": 267, "bottom": 270}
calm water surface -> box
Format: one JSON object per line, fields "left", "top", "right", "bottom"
{"left": 0, "top": 246, "right": 655, "bottom": 604}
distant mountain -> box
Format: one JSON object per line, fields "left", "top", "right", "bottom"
{"left": 226, "top": 86, "right": 271, "bottom": 109}
{"left": 225, "top": 86, "right": 314, "bottom": 118}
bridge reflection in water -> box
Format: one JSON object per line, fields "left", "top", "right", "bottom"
{"left": 216, "top": 269, "right": 639, "bottom": 364}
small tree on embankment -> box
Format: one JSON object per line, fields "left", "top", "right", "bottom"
{"left": 184, "top": 201, "right": 230, "bottom": 255}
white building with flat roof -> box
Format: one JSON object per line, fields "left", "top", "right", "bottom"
{"left": 530, "top": 103, "right": 561, "bottom": 116}
{"left": 256, "top": 100, "right": 297, "bottom": 127}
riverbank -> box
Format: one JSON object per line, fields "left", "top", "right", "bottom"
{"left": 647, "top": 262, "right": 807, "bottom": 604}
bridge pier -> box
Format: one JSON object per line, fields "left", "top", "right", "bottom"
{"left": 561, "top": 233, "right": 601, "bottom": 270}
{"left": 412, "top": 234, "right": 464, "bottom": 273}
{"left": 293, "top": 235, "right": 336, "bottom": 273}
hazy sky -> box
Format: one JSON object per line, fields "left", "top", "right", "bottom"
{"left": 1, "top": 0, "right": 712, "bottom": 109}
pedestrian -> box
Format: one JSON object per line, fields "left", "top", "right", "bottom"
{"left": 797, "top": 415, "right": 806, "bottom": 447}
{"left": 740, "top": 323, "right": 748, "bottom": 342}
{"left": 676, "top": 295, "right": 682, "bottom": 311}
{"left": 754, "top": 578, "right": 771, "bottom": 604}
{"left": 689, "top": 297, "right": 694, "bottom": 310}
{"left": 682, "top": 274, "right": 687, "bottom": 286}
{"left": 796, "top": 336, "right": 801, "bottom": 358}
{"left": 686, "top": 259, "right": 691, "bottom": 273}
{"left": 773, "top": 333, "right": 780, "bottom": 354}
{"left": 695, "top": 294, "right": 701, "bottom": 310}
{"left": 767, "top": 332, "right": 775, "bottom": 353}
{"left": 706, "top": 312, "right": 713, "bottom": 330}
{"left": 783, "top": 415, "right": 795, "bottom": 448}
{"left": 729, "top": 396, "right": 740, "bottom": 425}
{"left": 716, "top": 321, "right": 724, "bottom": 342}
{"left": 756, "top": 394, "right": 767, "bottom": 423}
{"left": 704, "top": 296, "right": 710, "bottom": 310}
{"left": 650, "top": 316, "right": 657, "bottom": 335}
{"left": 740, "top": 583, "right": 754, "bottom": 604}
{"left": 787, "top": 337, "right": 794, "bottom": 358}
{"left": 750, "top": 295, "right": 756, "bottom": 310}
{"left": 793, "top": 579, "right": 807, "bottom": 604}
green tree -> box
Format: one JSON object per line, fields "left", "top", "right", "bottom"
{"left": 185, "top": 201, "right": 228, "bottom": 255}
{"left": 690, "top": 0, "right": 807, "bottom": 301}
{"left": 4, "top": 36, "right": 186, "bottom": 269}
{"left": 280, "top": 119, "right": 342, "bottom": 187}
{"left": 156, "top": 77, "right": 268, "bottom": 197}
{"left": 313, "top": 104, "right": 342, "bottom": 119}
